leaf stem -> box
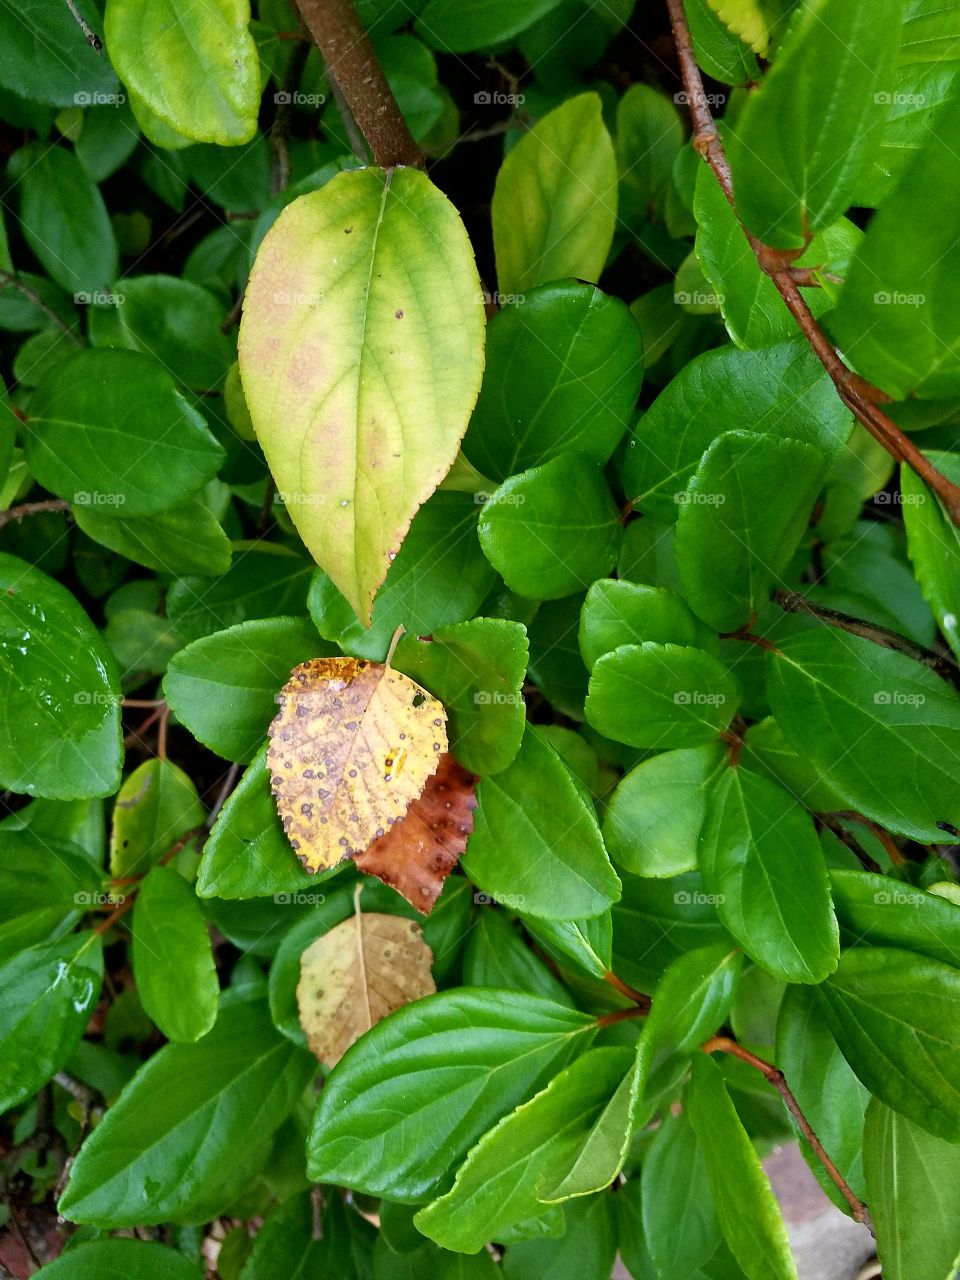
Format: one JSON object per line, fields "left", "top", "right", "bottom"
{"left": 603, "top": 969, "right": 652, "bottom": 1010}
{"left": 596, "top": 1005, "right": 648, "bottom": 1029}
{"left": 292, "top": 0, "right": 423, "bottom": 168}
{"left": 664, "top": 0, "right": 960, "bottom": 527}
{"left": 0, "top": 271, "right": 83, "bottom": 345}
{"left": 0, "top": 499, "right": 71, "bottom": 529}
{"left": 701, "top": 1034, "right": 872, "bottom": 1227}
{"left": 63, "top": 0, "right": 103, "bottom": 51}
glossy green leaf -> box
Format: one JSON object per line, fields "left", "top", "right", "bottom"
{"left": 166, "top": 543, "right": 312, "bottom": 642}
{"left": 477, "top": 454, "right": 622, "bottom": 600}
{"left": 616, "top": 83, "right": 687, "bottom": 235}
{"left": 686, "top": 0, "right": 759, "bottom": 83}
{"left": 415, "top": 0, "right": 561, "bottom": 51}
{"left": 30, "top": 1239, "right": 201, "bottom": 1280}
{"left": 579, "top": 580, "right": 714, "bottom": 671}
{"left": 864, "top": 1098, "right": 960, "bottom": 1280}
{"left": 603, "top": 744, "right": 726, "bottom": 877}
{"left": 830, "top": 93, "right": 960, "bottom": 399}
{"left": 0, "top": 932, "right": 103, "bottom": 1114}
{"left": 830, "top": 869, "right": 960, "bottom": 969}
{"left": 622, "top": 340, "right": 851, "bottom": 522}
{"left": 239, "top": 166, "right": 485, "bottom": 623}
{"left": 817, "top": 945, "right": 960, "bottom": 1140}
{"left": 0, "top": 552, "right": 122, "bottom": 799}
{"left": 105, "top": 0, "right": 259, "bottom": 145}
{"left": 641, "top": 1109, "right": 721, "bottom": 1277}
{"left": 109, "top": 758, "right": 204, "bottom": 877}
{"left": 500, "top": 1195, "right": 618, "bottom": 1280}
{"left": 586, "top": 642, "right": 739, "bottom": 749}
{"left": 394, "top": 619, "right": 528, "bottom": 775}
{"left": 700, "top": 767, "right": 839, "bottom": 983}
{"left": 687, "top": 1055, "right": 797, "bottom": 1280}
{"left": 491, "top": 93, "right": 617, "bottom": 296}
{"left": 463, "top": 282, "right": 643, "bottom": 480}
{"left": 0, "top": 0, "right": 119, "bottom": 106}
{"left": 462, "top": 726, "right": 621, "bottom": 920}
{"left": 18, "top": 145, "right": 118, "bottom": 295}
{"left": 26, "top": 349, "right": 223, "bottom": 516}
{"left": 74, "top": 497, "right": 232, "bottom": 576}
{"left": 307, "top": 988, "right": 595, "bottom": 1201}
{"left": 415, "top": 1047, "right": 637, "bottom": 1251}
{"left": 0, "top": 831, "right": 100, "bottom": 959}
{"left": 163, "top": 616, "right": 324, "bottom": 763}
{"left": 520, "top": 911, "right": 613, "bottom": 982}
{"left": 133, "top": 866, "right": 218, "bottom": 1043}
{"left": 59, "top": 1000, "right": 313, "bottom": 1225}
{"left": 728, "top": 0, "right": 901, "bottom": 247}
{"left": 902, "top": 450, "right": 960, "bottom": 659}
{"left": 464, "top": 908, "right": 574, "bottom": 1006}
{"left": 767, "top": 628, "right": 960, "bottom": 841}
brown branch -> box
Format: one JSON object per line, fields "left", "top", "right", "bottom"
{"left": 665, "top": 0, "right": 960, "bottom": 527}
{"left": 64, "top": 0, "right": 103, "bottom": 51}
{"left": 597, "top": 1005, "right": 648, "bottom": 1030}
{"left": 293, "top": 0, "right": 423, "bottom": 168}
{"left": 0, "top": 499, "right": 71, "bottom": 529}
{"left": 702, "top": 1035, "right": 871, "bottom": 1227}
{"left": 603, "top": 969, "right": 652, "bottom": 1011}
{"left": 817, "top": 814, "right": 883, "bottom": 873}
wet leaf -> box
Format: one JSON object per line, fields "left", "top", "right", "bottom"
{"left": 268, "top": 657, "right": 448, "bottom": 872}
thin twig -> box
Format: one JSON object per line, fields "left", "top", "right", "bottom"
{"left": 665, "top": 0, "right": 960, "bottom": 526}
{"left": 293, "top": 0, "right": 423, "bottom": 167}
{"left": 0, "top": 272, "right": 82, "bottom": 344}
{"left": 0, "top": 499, "right": 71, "bottom": 529}
{"left": 64, "top": 0, "right": 103, "bottom": 51}
{"left": 596, "top": 1005, "right": 648, "bottom": 1029}
{"left": 604, "top": 969, "right": 652, "bottom": 1010}
{"left": 818, "top": 814, "right": 883, "bottom": 873}
{"left": 829, "top": 811, "right": 906, "bottom": 866}
{"left": 702, "top": 1035, "right": 872, "bottom": 1227}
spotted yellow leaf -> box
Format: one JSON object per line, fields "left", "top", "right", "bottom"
{"left": 297, "top": 893, "right": 435, "bottom": 1066}
{"left": 268, "top": 657, "right": 448, "bottom": 872}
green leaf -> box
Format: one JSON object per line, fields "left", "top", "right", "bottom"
{"left": 728, "top": 0, "right": 901, "bottom": 247}
{"left": 239, "top": 167, "right": 485, "bottom": 623}
{"left": 902, "top": 451, "right": 960, "bottom": 660}
{"left": 415, "top": 0, "right": 562, "bottom": 51}
{"left": 0, "top": 0, "right": 118, "bottom": 106}
{"left": 586, "top": 643, "right": 739, "bottom": 748}
{"left": 766, "top": 628, "right": 960, "bottom": 841}
{"left": 415, "top": 1047, "right": 637, "bottom": 1251}
{"left": 163, "top": 617, "right": 324, "bottom": 763}
{"left": 579, "top": 580, "right": 715, "bottom": 671}
{"left": 74, "top": 496, "right": 232, "bottom": 576}
{"left": 394, "top": 619, "right": 528, "bottom": 774}
{"left": 17, "top": 145, "right": 118, "bottom": 295}
{"left": 641, "top": 1109, "right": 721, "bottom": 1277}
{"left": 776, "top": 986, "right": 869, "bottom": 1205}
{"left": 307, "top": 989, "right": 595, "bottom": 1202}
{"left": 0, "top": 831, "right": 100, "bottom": 959}
{"left": 500, "top": 1195, "right": 618, "bottom": 1280}
{"left": 520, "top": 911, "right": 613, "bottom": 982}
{"left": 676, "top": 432, "right": 825, "bottom": 632}
{"left": 109, "top": 758, "right": 204, "bottom": 877}
{"left": 30, "top": 1239, "right": 202, "bottom": 1280}
{"left": 105, "top": 0, "right": 259, "bottom": 145}
{"left": 694, "top": 170, "right": 860, "bottom": 349}
{"left": 462, "top": 726, "right": 621, "bottom": 920}
{"left": 99, "top": 275, "right": 233, "bottom": 391}
{"left": 308, "top": 492, "right": 495, "bottom": 661}
{"left": 685, "top": 0, "right": 760, "bottom": 83}
{"left": 0, "top": 932, "right": 103, "bottom": 1114}
{"left": 166, "top": 543, "right": 312, "bottom": 642}
{"left": 687, "top": 1055, "right": 797, "bottom": 1280}
{"left": 603, "top": 744, "right": 726, "bottom": 877}
{"left": 477, "top": 454, "right": 622, "bottom": 600}
{"left": 133, "top": 866, "right": 218, "bottom": 1043}
{"left": 239, "top": 1191, "right": 376, "bottom": 1280}
{"left": 463, "top": 282, "right": 643, "bottom": 481}
{"left": 817, "top": 945, "right": 960, "bottom": 1140}
{"left": 0, "top": 552, "right": 122, "bottom": 799}
{"left": 864, "top": 1098, "right": 960, "bottom": 1280}
{"left": 615, "top": 84, "right": 686, "bottom": 235}
{"left": 699, "top": 767, "right": 839, "bottom": 983}
{"left": 830, "top": 869, "right": 960, "bottom": 969}
{"left": 830, "top": 93, "right": 960, "bottom": 399}
{"left": 464, "top": 909, "right": 574, "bottom": 1006}
{"left": 59, "top": 1000, "right": 313, "bottom": 1225}
{"left": 622, "top": 339, "right": 852, "bottom": 522}
{"left": 491, "top": 93, "right": 617, "bottom": 296}
{"left": 25, "top": 349, "right": 224, "bottom": 516}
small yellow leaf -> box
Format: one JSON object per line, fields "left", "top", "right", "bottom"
{"left": 268, "top": 657, "right": 448, "bottom": 872}
{"left": 297, "top": 899, "right": 436, "bottom": 1066}
{"left": 705, "top": 0, "right": 770, "bottom": 54}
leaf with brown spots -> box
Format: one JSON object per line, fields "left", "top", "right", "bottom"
{"left": 355, "top": 754, "right": 478, "bottom": 914}
{"left": 268, "top": 657, "right": 448, "bottom": 872}
{"left": 296, "top": 889, "right": 436, "bottom": 1066}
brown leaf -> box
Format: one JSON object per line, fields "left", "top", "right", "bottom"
{"left": 296, "top": 891, "right": 435, "bottom": 1066}
{"left": 354, "top": 754, "right": 478, "bottom": 914}
{"left": 268, "top": 656, "right": 447, "bottom": 872}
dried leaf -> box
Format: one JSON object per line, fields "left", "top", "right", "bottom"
{"left": 296, "top": 896, "right": 436, "bottom": 1066}
{"left": 355, "top": 754, "right": 478, "bottom": 914}
{"left": 268, "top": 657, "right": 448, "bottom": 872}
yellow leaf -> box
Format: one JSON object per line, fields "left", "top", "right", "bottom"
{"left": 705, "top": 0, "right": 770, "bottom": 55}
{"left": 297, "top": 894, "right": 436, "bottom": 1066}
{"left": 268, "top": 657, "right": 448, "bottom": 872}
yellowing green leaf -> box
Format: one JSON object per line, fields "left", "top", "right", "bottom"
{"left": 239, "top": 167, "right": 485, "bottom": 622}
